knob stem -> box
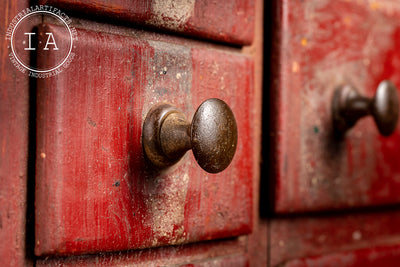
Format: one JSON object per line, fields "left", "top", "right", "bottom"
{"left": 143, "top": 99, "right": 238, "bottom": 173}
{"left": 332, "top": 80, "right": 399, "bottom": 136}
{"left": 159, "top": 112, "right": 191, "bottom": 160}
{"left": 344, "top": 96, "right": 371, "bottom": 122}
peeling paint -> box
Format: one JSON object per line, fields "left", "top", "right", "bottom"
{"left": 147, "top": 172, "right": 190, "bottom": 245}
{"left": 149, "top": 0, "right": 195, "bottom": 30}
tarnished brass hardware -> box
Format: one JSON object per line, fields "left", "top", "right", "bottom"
{"left": 142, "top": 98, "right": 238, "bottom": 173}
{"left": 332, "top": 80, "right": 399, "bottom": 136}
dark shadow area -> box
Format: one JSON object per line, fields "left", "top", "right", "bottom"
{"left": 322, "top": 122, "right": 346, "bottom": 165}
{"left": 260, "top": 2, "right": 275, "bottom": 267}
{"left": 270, "top": 201, "right": 400, "bottom": 220}
{"left": 35, "top": 234, "right": 240, "bottom": 260}
{"left": 259, "top": 0, "right": 275, "bottom": 218}
{"left": 25, "top": 25, "right": 38, "bottom": 264}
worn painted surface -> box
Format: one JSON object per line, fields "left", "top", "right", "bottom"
{"left": 38, "top": 0, "right": 255, "bottom": 45}
{"left": 241, "top": 0, "right": 268, "bottom": 265}
{"left": 270, "top": 0, "right": 400, "bottom": 213}
{"left": 35, "top": 25, "right": 254, "bottom": 256}
{"left": 283, "top": 245, "right": 400, "bottom": 267}
{"left": 270, "top": 209, "right": 400, "bottom": 266}
{"left": 0, "top": 0, "right": 32, "bottom": 266}
{"left": 37, "top": 238, "right": 248, "bottom": 266}
{"left": 181, "top": 254, "right": 248, "bottom": 267}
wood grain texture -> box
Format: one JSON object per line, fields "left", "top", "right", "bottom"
{"left": 270, "top": 0, "right": 400, "bottom": 213}
{"left": 270, "top": 209, "right": 400, "bottom": 266}
{"left": 0, "top": 0, "right": 31, "bottom": 266}
{"left": 37, "top": 238, "right": 248, "bottom": 266}
{"left": 35, "top": 24, "right": 254, "bottom": 256}
{"left": 39, "top": 0, "right": 255, "bottom": 45}
{"left": 282, "top": 245, "right": 400, "bottom": 267}
{"left": 241, "top": 0, "right": 267, "bottom": 265}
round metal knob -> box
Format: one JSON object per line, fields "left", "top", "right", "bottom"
{"left": 142, "top": 98, "right": 238, "bottom": 173}
{"left": 332, "top": 80, "right": 399, "bottom": 136}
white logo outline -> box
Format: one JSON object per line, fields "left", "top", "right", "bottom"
{"left": 10, "top": 10, "right": 73, "bottom": 73}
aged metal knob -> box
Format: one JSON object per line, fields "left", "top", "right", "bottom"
{"left": 142, "top": 98, "right": 238, "bottom": 173}
{"left": 332, "top": 80, "right": 399, "bottom": 136}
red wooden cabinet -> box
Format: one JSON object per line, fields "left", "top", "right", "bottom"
{"left": 12, "top": 0, "right": 400, "bottom": 266}
{"left": 35, "top": 24, "right": 254, "bottom": 256}
{"left": 269, "top": 209, "right": 400, "bottom": 266}
{"left": 37, "top": 248, "right": 249, "bottom": 266}
{"left": 270, "top": 0, "right": 400, "bottom": 213}
{"left": 39, "top": 0, "right": 255, "bottom": 45}
{"left": 267, "top": 0, "right": 400, "bottom": 266}
{"left": 283, "top": 245, "right": 400, "bottom": 267}
{"left": 1, "top": 0, "right": 266, "bottom": 265}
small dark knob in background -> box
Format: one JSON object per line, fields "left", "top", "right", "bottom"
{"left": 332, "top": 80, "right": 399, "bottom": 136}
{"left": 142, "top": 98, "right": 238, "bottom": 173}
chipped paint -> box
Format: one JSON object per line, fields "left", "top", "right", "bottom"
{"left": 146, "top": 172, "right": 190, "bottom": 245}
{"left": 369, "top": 1, "right": 381, "bottom": 10}
{"left": 272, "top": 0, "right": 400, "bottom": 213}
{"left": 35, "top": 26, "right": 254, "bottom": 255}
{"left": 292, "top": 62, "right": 300, "bottom": 73}
{"left": 149, "top": 0, "right": 195, "bottom": 30}
{"left": 352, "top": 230, "right": 362, "bottom": 240}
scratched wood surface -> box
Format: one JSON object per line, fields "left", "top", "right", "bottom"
{"left": 37, "top": 238, "right": 247, "bottom": 266}
{"left": 269, "top": 0, "right": 400, "bottom": 213}
{"left": 37, "top": 239, "right": 248, "bottom": 266}
{"left": 35, "top": 24, "right": 254, "bottom": 256}
{"left": 39, "top": 0, "right": 255, "bottom": 45}
{"left": 0, "top": 0, "right": 32, "bottom": 266}
{"left": 270, "top": 208, "right": 400, "bottom": 266}
{"left": 282, "top": 245, "right": 400, "bottom": 267}
{"left": 243, "top": 0, "right": 268, "bottom": 265}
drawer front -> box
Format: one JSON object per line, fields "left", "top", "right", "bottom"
{"left": 39, "top": 0, "right": 255, "bottom": 45}
{"left": 270, "top": 210, "right": 400, "bottom": 266}
{"left": 270, "top": 0, "right": 400, "bottom": 213}
{"left": 38, "top": 251, "right": 248, "bottom": 266}
{"left": 35, "top": 24, "right": 254, "bottom": 255}
{"left": 282, "top": 245, "right": 400, "bottom": 267}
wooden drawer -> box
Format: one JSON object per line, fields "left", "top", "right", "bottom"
{"left": 269, "top": 0, "right": 400, "bottom": 213}
{"left": 282, "top": 245, "right": 400, "bottom": 267}
{"left": 39, "top": 0, "right": 255, "bottom": 45}
{"left": 34, "top": 24, "right": 254, "bottom": 256}
{"left": 270, "top": 209, "right": 400, "bottom": 266}
{"left": 37, "top": 239, "right": 248, "bottom": 266}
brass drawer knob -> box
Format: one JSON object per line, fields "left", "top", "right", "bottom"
{"left": 332, "top": 80, "right": 399, "bottom": 136}
{"left": 143, "top": 98, "right": 238, "bottom": 173}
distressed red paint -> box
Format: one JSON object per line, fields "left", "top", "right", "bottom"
{"left": 37, "top": 238, "right": 248, "bottom": 266}
{"left": 35, "top": 25, "right": 254, "bottom": 256}
{"left": 270, "top": 209, "right": 400, "bottom": 266}
{"left": 270, "top": 0, "right": 400, "bottom": 213}
{"left": 283, "top": 245, "right": 400, "bottom": 267}
{"left": 0, "top": 0, "right": 33, "bottom": 266}
{"left": 39, "top": 0, "right": 255, "bottom": 45}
